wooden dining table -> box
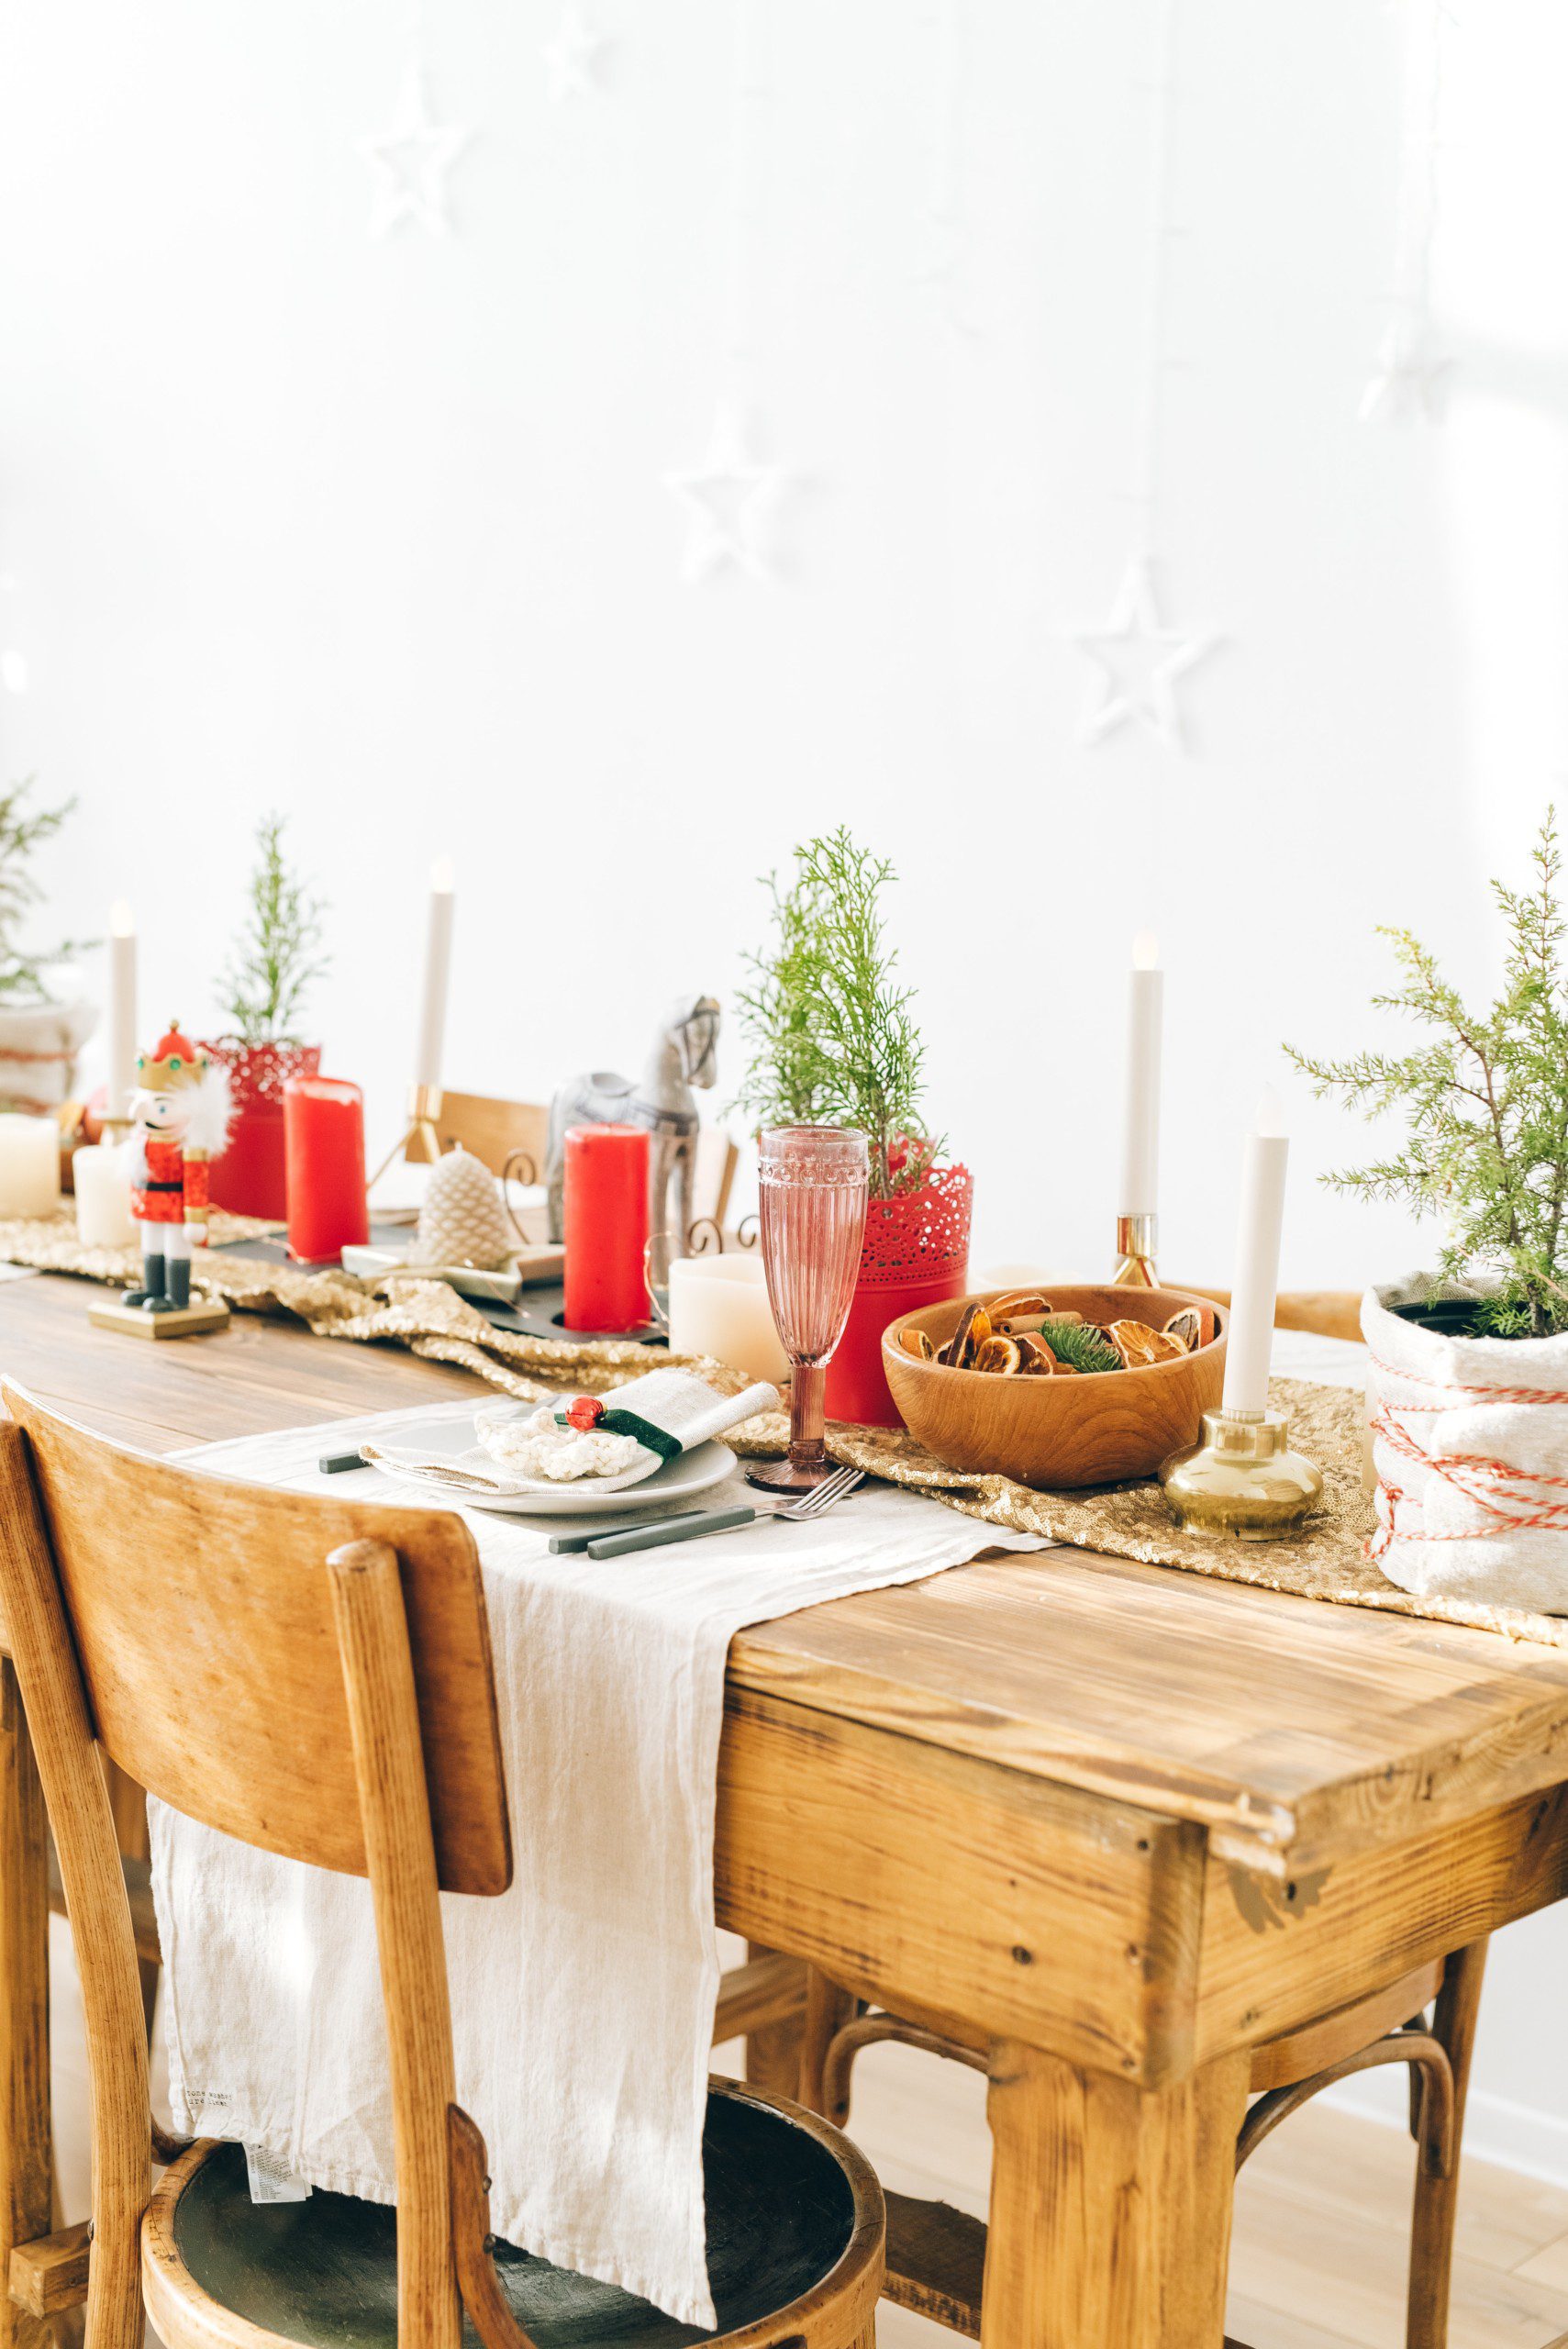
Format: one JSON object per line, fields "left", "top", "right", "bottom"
{"left": 6, "top": 1267, "right": 1568, "bottom": 2348}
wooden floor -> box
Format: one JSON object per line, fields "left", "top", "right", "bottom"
{"left": 45, "top": 1919, "right": 1568, "bottom": 2348}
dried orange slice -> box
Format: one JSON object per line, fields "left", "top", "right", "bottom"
{"left": 940, "top": 1299, "right": 992, "bottom": 1369}
{"left": 1162, "top": 1307, "right": 1204, "bottom": 1353}
{"left": 1106, "top": 1319, "right": 1185, "bottom": 1369}
{"left": 973, "top": 1333, "right": 1023, "bottom": 1375}
{"left": 1013, "top": 1332, "right": 1055, "bottom": 1375}
{"left": 898, "top": 1325, "right": 936, "bottom": 1360}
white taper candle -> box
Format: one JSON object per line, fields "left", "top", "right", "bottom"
{"left": 1118, "top": 931, "right": 1162, "bottom": 1219}
{"left": 1220, "top": 1088, "right": 1289, "bottom": 1419}
{"left": 106, "top": 901, "right": 138, "bottom": 1122}
{"left": 413, "top": 859, "right": 455, "bottom": 1094}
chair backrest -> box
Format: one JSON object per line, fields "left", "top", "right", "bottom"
{"left": 1173, "top": 1286, "right": 1363, "bottom": 1344}
{"left": 412, "top": 1092, "right": 743, "bottom": 1240}
{"left": 2, "top": 1384, "right": 510, "bottom": 1894}
{"left": 407, "top": 1091, "right": 550, "bottom": 1186}
{"left": 693, "top": 1127, "right": 740, "bottom": 1234}
{"left": 0, "top": 1383, "right": 511, "bottom": 2349}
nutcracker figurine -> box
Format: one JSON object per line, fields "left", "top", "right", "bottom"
{"left": 121, "top": 1023, "right": 232, "bottom": 1315}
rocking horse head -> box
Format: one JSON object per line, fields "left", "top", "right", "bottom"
{"left": 662, "top": 994, "right": 720, "bottom": 1092}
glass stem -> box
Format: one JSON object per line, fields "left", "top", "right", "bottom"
{"left": 788, "top": 1363, "right": 828, "bottom": 1471}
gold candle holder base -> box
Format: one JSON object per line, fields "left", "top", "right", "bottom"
{"left": 1159, "top": 1408, "right": 1324, "bottom": 1542}
{"left": 368, "top": 1084, "right": 446, "bottom": 1190}
{"left": 1112, "top": 1212, "right": 1158, "bottom": 1287}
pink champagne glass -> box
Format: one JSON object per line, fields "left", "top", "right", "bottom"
{"left": 746, "top": 1125, "right": 870, "bottom": 1494}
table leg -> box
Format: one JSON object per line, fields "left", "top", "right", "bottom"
{"left": 743, "top": 1943, "right": 805, "bottom": 2099}
{"left": 981, "top": 2040, "right": 1250, "bottom": 2349}
{"left": 0, "top": 1664, "right": 52, "bottom": 2349}
{"left": 797, "top": 1972, "right": 858, "bottom": 2117}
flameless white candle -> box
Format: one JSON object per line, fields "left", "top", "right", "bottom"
{"left": 72, "top": 1142, "right": 135, "bottom": 1249}
{"left": 413, "top": 859, "right": 455, "bottom": 1094}
{"left": 1118, "top": 931, "right": 1162, "bottom": 1219}
{"left": 667, "top": 1254, "right": 790, "bottom": 1386}
{"left": 1220, "top": 1088, "right": 1290, "bottom": 1419}
{"left": 0, "top": 1116, "right": 60, "bottom": 1219}
{"left": 106, "top": 900, "right": 137, "bottom": 1123}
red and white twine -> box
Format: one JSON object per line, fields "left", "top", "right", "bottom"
{"left": 1368, "top": 1353, "right": 1568, "bottom": 1555}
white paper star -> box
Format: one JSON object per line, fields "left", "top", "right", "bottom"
{"left": 1359, "top": 319, "right": 1451, "bottom": 425}
{"left": 359, "top": 61, "right": 470, "bottom": 240}
{"left": 664, "top": 403, "right": 792, "bottom": 585}
{"left": 1071, "top": 555, "right": 1219, "bottom": 754}
{"left": 542, "top": 2, "right": 606, "bottom": 102}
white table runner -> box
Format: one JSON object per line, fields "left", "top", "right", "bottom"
{"left": 150, "top": 1400, "right": 1046, "bottom": 2325}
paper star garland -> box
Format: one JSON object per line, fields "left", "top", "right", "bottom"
{"left": 1359, "top": 319, "right": 1452, "bottom": 425}
{"left": 542, "top": 1, "right": 606, "bottom": 102}
{"left": 664, "top": 403, "right": 792, "bottom": 585}
{"left": 359, "top": 61, "right": 471, "bottom": 239}
{"left": 1071, "top": 556, "right": 1219, "bottom": 754}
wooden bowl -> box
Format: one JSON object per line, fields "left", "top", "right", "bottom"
{"left": 881, "top": 1286, "right": 1228, "bottom": 1489}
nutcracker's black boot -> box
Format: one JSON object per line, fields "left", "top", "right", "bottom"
{"left": 123, "top": 1251, "right": 166, "bottom": 1309}
{"left": 162, "top": 1257, "right": 193, "bottom": 1312}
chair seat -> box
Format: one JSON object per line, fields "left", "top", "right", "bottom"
{"left": 144, "top": 2082, "right": 876, "bottom": 2349}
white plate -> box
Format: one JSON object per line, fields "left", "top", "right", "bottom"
{"left": 362, "top": 1413, "right": 737, "bottom": 1518}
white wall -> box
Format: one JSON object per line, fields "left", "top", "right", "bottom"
{"left": 3, "top": 0, "right": 1567, "bottom": 2175}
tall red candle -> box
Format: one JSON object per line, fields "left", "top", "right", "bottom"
{"left": 562, "top": 1124, "right": 650, "bottom": 1332}
{"left": 284, "top": 1076, "right": 370, "bottom": 1264}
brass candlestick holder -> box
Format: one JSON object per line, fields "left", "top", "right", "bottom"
{"left": 1112, "top": 1212, "right": 1158, "bottom": 1287}
{"left": 367, "top": 1084, "right": 445, "bottom": 1190}
{"left": 1160, "top": 1408, "right": 1324, "bottom": 1541}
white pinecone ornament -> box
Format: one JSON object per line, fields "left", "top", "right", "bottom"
{"left": 415, "top": 1146, "right": 513, "bottom": 1269}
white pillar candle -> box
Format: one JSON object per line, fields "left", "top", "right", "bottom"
{"left": 106, "top": 900, "right": 138, "bottom": 1123}
{"left": 413, "top": 859, "right": 455, "bottom": 1094}
{"left": 668, "top": 1254, "right": 790, "bottom": 1386}
{"left": 1118, "top": 931, "right": 1162, "bottom": 1218}
{"left": 1220, "top": 1089, "right": 1290, "bottom": 1419}
{"left": 0, "top": 1115, "right": 60, "bottom": 1219}
{"left": 73, "top": 1142, "right": 135, "bottom": 1249}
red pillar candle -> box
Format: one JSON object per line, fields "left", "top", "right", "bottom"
{"left": 562, "top": 1124, "right": 650, "bottom": 1332}
{"left": 283, "top": 1076, "right": 371, "bottom": 1264}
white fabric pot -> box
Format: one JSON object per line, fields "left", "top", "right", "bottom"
{"left": 0, "top": 997, "right": 95, "bottom": 1112}
{"left": 1364, "top": 1275, "right": 1568, "bottom": 1612}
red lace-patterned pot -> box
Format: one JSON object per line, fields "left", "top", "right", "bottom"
{"left": 204, "top": 1038, "right": 321, "bottom": 1220}
{"left": 824, "top": 1161, "right": 973, "bottom": 1428}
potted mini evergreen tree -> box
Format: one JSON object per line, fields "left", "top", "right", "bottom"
{"left": 737, "top": 829, "right": 971, "bottom": 1425}
{"left": 1289, "top": 810, "right": 1568, "bottom": 1609}
{"left": 206, "top": 814, "right": 328, "bottom": 1220}
{"left": 0, "top": 781, "right": 96, "bottom": 1119}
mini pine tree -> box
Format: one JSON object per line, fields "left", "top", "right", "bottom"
{"left": 736, "top": 829, "right": 942, "bottom": 1199}
{"left": 0, "top": 780, "right": 93, "bottom": 1001}
{"left": 221, "top": 814, "right": 329, "bottom": 1046}
{"left": 1288, "top": 809, "right": 1568, "bottom": 1340}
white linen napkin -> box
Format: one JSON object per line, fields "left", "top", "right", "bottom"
{"left": 149, "top": 1398, "right": 1046, "bottom": 2326}
{"left": 362, "top": 1373, "right": 779, "bottom": 1500}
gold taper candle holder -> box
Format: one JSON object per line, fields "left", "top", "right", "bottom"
{"left": 368, "top": 1084, "right": 445, "bottom": 1190}
{"left": 1112, "top": 1212, "right": 1158, "bottom": 1286}
{"left": 1159, "top": 1408, "right": 1324, "bottom": 1541}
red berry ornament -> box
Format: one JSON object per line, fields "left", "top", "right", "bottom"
{"left": 565, "top": 1396, "right": 605, "bottom": 1431}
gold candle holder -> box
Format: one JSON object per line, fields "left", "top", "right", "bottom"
{"left": 1112, "top": 1211, "right": 1158, "bottom": 1287}
{"left": 367, "top": 1083, "right": 446, "bottom": 1190}
{"left": 1159, "top": 1408, "right": 1324, "bottom": 1541}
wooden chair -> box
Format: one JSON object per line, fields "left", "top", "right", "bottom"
{"left": 812, "top": 1946, "right": 1486, "bottom": 2348}
{"left": 406, "top": 1093, "right": 550, "bottom": 1186}
{"left": 0, "top": 1384, "right": 884, "bottom": 2349}
{"left": 406, "top": 1093, "right": 740, "bottom": 1238}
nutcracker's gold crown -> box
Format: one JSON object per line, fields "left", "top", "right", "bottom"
{"left": 138, "top": 1022, "right": 209, "bottom": 1092}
